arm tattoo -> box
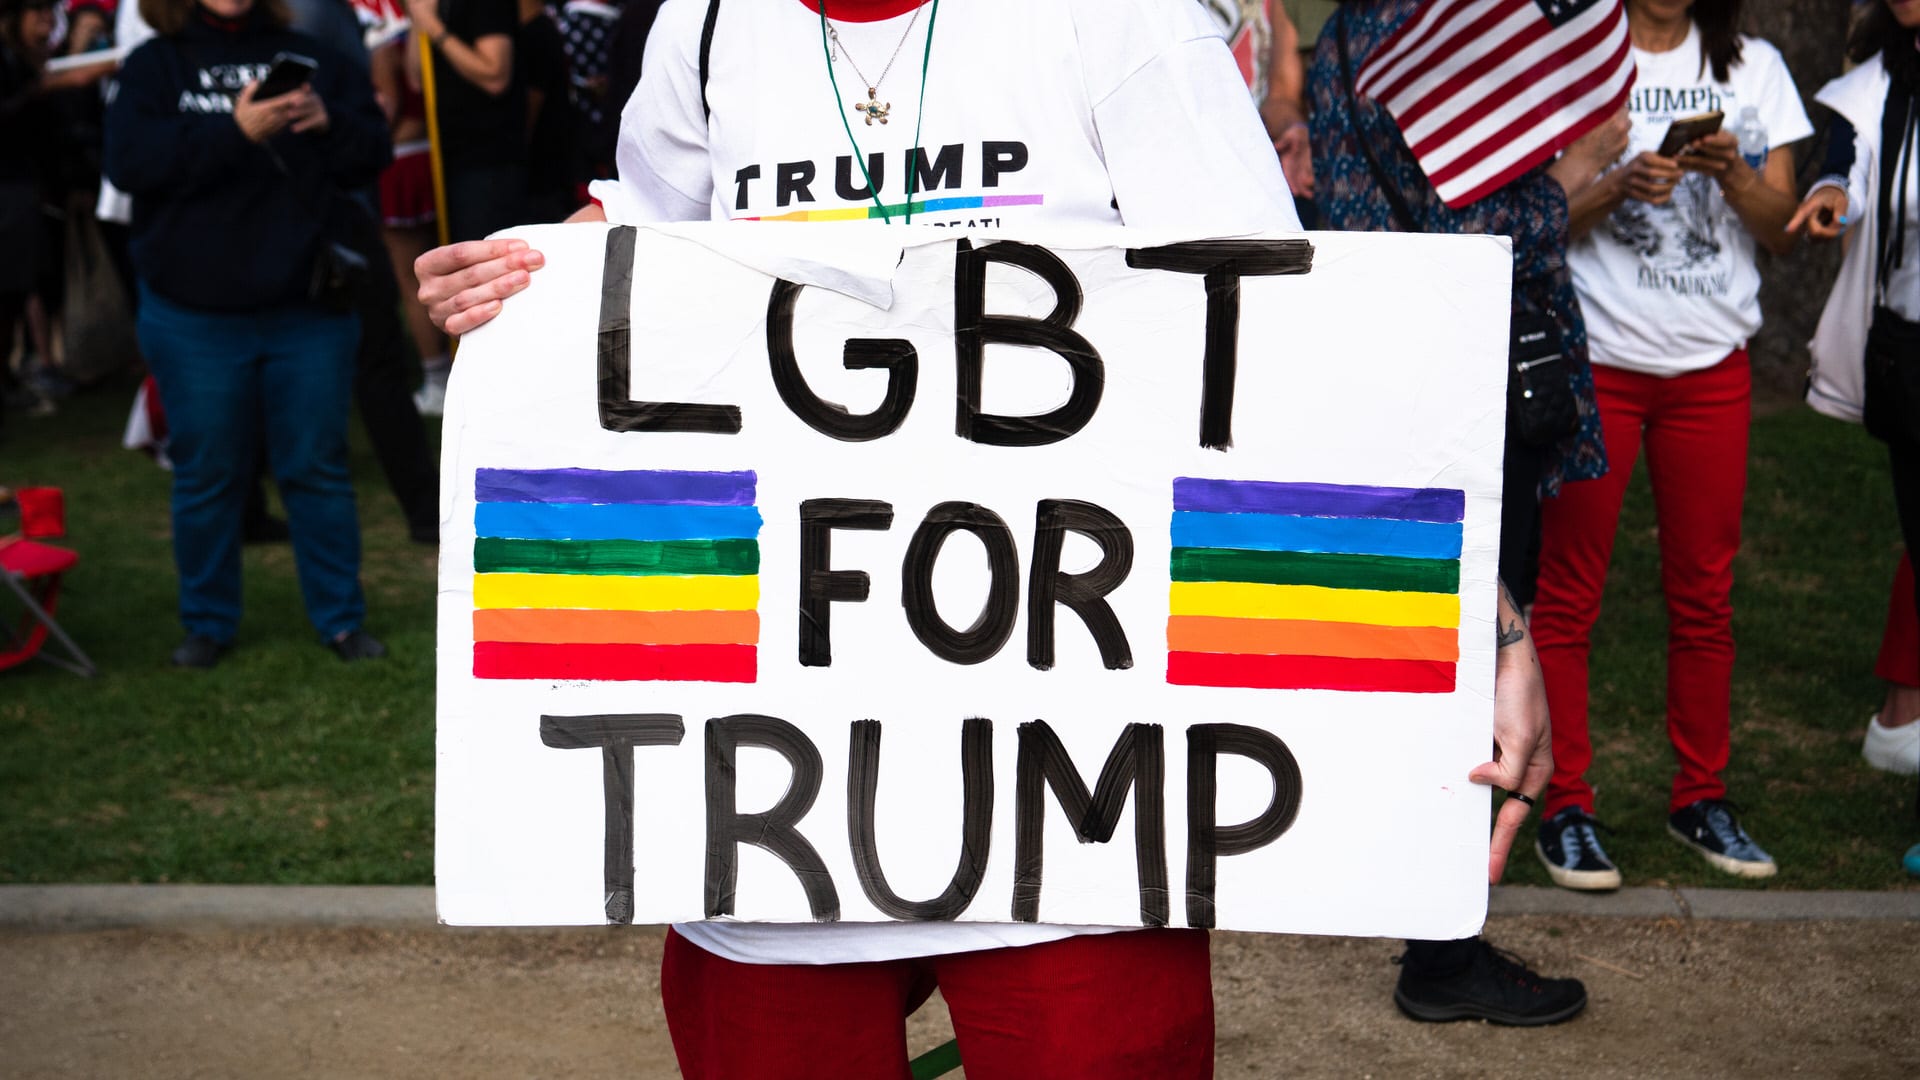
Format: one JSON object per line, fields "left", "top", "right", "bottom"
{"left": 1495, "top": 577, "right": 1526, "bottom": 649}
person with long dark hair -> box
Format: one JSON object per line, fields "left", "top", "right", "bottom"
{"left": 103, "top": 0, "right": 391, "bottom": 666}
{"left": 1530, "top": 0, "right": 1810, "bottom": 887}
{"left": 1791, "top": 0, "right": 1920, "bottom": 862}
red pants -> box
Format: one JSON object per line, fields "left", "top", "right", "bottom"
{"left": 1532, "top": 351, "right": 1750, "bottom": 817}
{"left": 660, "top": 927, "right": 1214, "bottom": 1080}
{"left": 1876, "top": 552, "right": 1919, "bottom": 687}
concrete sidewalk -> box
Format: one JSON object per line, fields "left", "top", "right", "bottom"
{"left": 3, "top": 883, "right": 1916, "bottom": 930}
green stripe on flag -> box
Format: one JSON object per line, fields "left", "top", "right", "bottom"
{"left": 473, "top": 537, "right": 760, "bottom": 576}
{"left": 1169, "top": 547, "right": 1459, "bottom": 594}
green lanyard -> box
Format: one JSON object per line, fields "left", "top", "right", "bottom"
{"left": 817, "top": 0, "right": 941, "bottom": 224}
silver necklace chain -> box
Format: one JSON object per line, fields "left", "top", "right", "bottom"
{"left": 825, "top": 3, "right": 924, "bottom": 96}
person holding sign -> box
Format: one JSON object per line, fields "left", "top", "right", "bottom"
{"left": 413, "top": 1, "right": 1552, "bottom": 1075}
{"left": 1530, "top": 0, "right": 1810, "bottom": 888}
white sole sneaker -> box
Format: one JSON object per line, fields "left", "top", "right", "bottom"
{"left": 1862, "top": 713, "right": 1920, "bottom": 775}
{"left": 1534, "top": 840, "right": 1622, "bottom": 891}
{"left": 413, "top": 380, "right": 447, "bottom": 418}
{"left": 1667, "top": 824, "right": 1778, "bottom": 878}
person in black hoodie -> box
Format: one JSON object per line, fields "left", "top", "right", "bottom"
{"left": 103, "top": 0, "right": 391, "bottom": 668}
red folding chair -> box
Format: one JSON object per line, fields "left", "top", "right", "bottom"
{"left": 0, "top": 486, "right": 97, "bottom": 677}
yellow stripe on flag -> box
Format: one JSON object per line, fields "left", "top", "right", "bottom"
{"left": 1168, "top": 581, "right": 1458, "bottom": 628}
{"left": 475, "top": 573, "right": 759, "bottom": 612}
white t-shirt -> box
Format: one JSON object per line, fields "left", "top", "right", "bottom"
{"left": 588, "top": 0, "right": 1298, "bottom": 965}
{"left": 1568, "top": 27, "right": 1812, "bottom": 376}
{"left": 590, "top": 0, "right": 1298, "bottom": 234}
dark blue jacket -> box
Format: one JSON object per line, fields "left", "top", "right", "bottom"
{"left": 104, "top": 9, "right": 390, "bottom": 312}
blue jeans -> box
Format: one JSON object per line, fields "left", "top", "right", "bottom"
{"left": 138, "top": 285, "right": 366, "bottom": 642}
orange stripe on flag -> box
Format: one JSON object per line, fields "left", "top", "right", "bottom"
{"left": 1165, "top": 616, "right": 1458, "bottom": 662}
{"left": 473, "top": 608, "right": 760, "bottom": 646}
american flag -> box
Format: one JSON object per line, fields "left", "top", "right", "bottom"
{"left": 1354, "top": 0, "right": 1635, "bottom": 208}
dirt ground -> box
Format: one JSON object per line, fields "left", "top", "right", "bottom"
{"left": 3, "top": 916, "right": 1916, "bottom": 1079}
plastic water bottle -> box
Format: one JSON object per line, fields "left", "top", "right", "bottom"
{"left": 1735, "top": 106, "right": 1768, "bottom": 170}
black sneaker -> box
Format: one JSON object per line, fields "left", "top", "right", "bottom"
{"left": 328, "top": 629, "right": 388, "bottom": 662}
{"left": 1668, "top": 798, "right": 1776, "bottom": 878}
{"left": 1393, "top": 940, "right": 1587, "bottom": 1026}
{"left": 1535, "top": 806, "right": 1622, "bottom": 891}
{"left": 171, "top": 635, "right": 229, "bottom": 669}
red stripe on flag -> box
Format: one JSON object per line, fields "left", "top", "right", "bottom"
{"left": 473, "top": 641, "right": 757, "bottom": 682}
{"left": 1389, "top": 8, "right": 1556, "bottom": 132}
{"left": 1348, "top": 0, "right": 1634, "bottom": 210}
{"left": 1407, "top": 13, "right": 1630, "bottom": 162}
{"left": 1439, "top": 89, "right": 1631, "bottom": 208}
{"left": 1367, "top": 0, "right": 1529, "bottom": 107}
{"left": 1424, "top": 32, "right": 1633, "bottom": 188}
{"left": 1357, "top": 0, "right": 1486, "bottom": 100}
{"left": 1166, "top": 651, "right": 1456, "bottom": 693}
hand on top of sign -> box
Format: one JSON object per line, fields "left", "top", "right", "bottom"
{"left": 415, "top": 239, "right": 550, "bottom": 335}
{"left": 1470, "top": 580, "right": 1552, "bottom": 885}
{"left": 415, "top": 204, "right": 607, "bottom": 335}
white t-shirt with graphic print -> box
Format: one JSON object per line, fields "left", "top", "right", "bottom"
{"left": 1568, "top": 27, "right": 1811, "bottom": 377}
{"left": 590, "top": 0, "right": 1299, "bottom": 234}
{"left": 588, "top": 0, "right": 1299, "bottom": 965}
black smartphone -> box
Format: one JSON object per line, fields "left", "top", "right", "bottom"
{"left": 255, "top": 51, "right": 318, "bottom": 101}
{"left": 1656, "top": 110, "right": 1724, "bottom": 158}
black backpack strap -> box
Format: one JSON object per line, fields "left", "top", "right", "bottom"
{"left": 1336, "top": 8, "right": 1419, "bottom": 234}
{"left": 699, "top": 0, "right": 720, "bottom": 122}
{"left": 1878, "top": 75, "right": 1916, "bottom": 302}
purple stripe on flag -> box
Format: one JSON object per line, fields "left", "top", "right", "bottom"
{"left": 1173, "top": 478, "right": 1465, "bottom": 523}
{"left": 981, "top": 194, "right": 1046, "bottom": 208}
{"left": 476, "top": 468, "right": 757, "bottom": 506}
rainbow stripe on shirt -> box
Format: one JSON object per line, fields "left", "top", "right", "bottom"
{"left": 738, "top": 193, "right": 1045, "bottom": 222}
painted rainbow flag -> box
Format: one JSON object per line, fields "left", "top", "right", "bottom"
{"left": 470, "top": 468, "right": 762, "bottom": 683}
{"left": 1165, "top": 478, "right": 1463, "bottom": 694}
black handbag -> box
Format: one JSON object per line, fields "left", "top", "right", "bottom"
{"left": 1507, "top": 305, "right": 1581, "bottom": 447}
{"left": 1337, "top": 11, "right": 1578, "bottom": 448}
{"left": 1863, "top": 304, "right": 1920, "bottom": 444}
{"left": 1864, "top": 78, "right": 1919, "bottom": 445}
{"left": 307, "top": 193, "right": 374, "bottom": 313}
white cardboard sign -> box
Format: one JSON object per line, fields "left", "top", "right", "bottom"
{"left": 435, "top": 222, "right": 1512, "bottom": 940}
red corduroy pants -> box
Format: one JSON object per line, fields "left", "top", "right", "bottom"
{"left": 1532, "top": 350, "right": 1750, "bottom": 817}
{"left": 660, "top": 926, "right": 1214, "bottom": 1080}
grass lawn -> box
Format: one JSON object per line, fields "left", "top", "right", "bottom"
{"left": 2, "top": 378, "right": 1916, "bottom": 889}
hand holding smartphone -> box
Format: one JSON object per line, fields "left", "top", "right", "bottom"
{"left": 1656, "top": 110, "right": 1724, "bottom": 159}
{"left": 254, "top": 51, "right": 318, "bottom": 101}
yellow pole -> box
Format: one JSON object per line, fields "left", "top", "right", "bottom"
{"left": 418, "top": 29, "right": 451, "bottom": 249}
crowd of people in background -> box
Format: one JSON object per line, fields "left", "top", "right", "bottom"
{"left": 3, "top": 0, "right": 1919, "bottom": 1064}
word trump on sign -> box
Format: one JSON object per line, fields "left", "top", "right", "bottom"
{"left": 435, "top": 222, "right": 1512, "bottom": 939}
